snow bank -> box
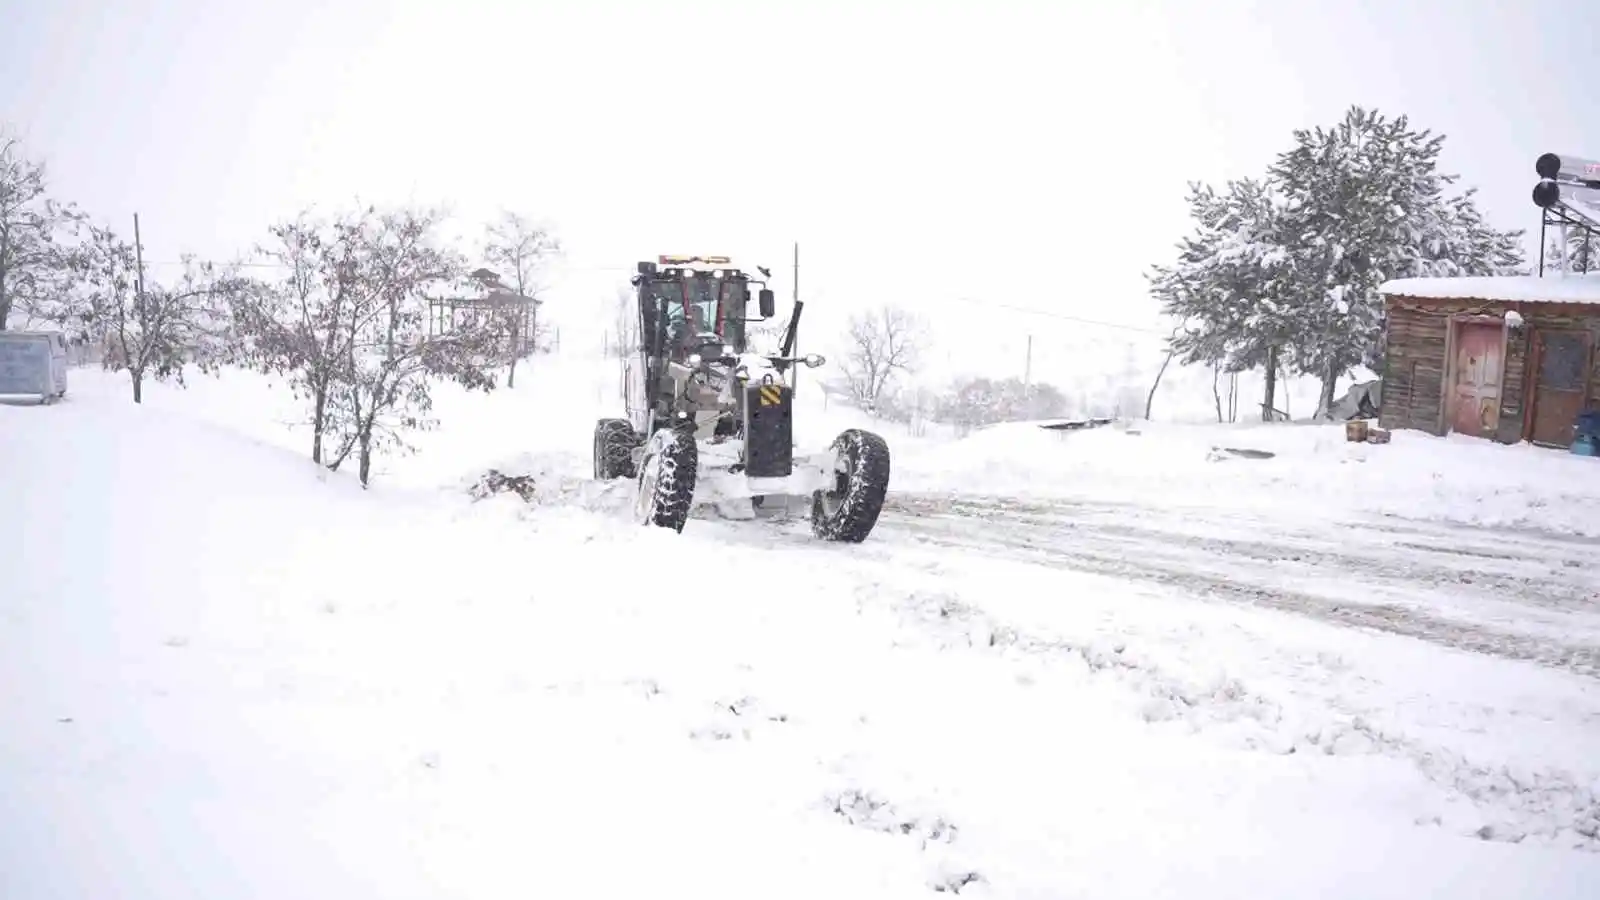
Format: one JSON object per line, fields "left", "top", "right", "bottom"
{"left": 64, "top": 355, "right": 615, "bottom": 492}
{"left": 897, "top": 418, "right": 1600, "bottom": 536}
{"left": 71, "top": 353, "right": 940, "bottom": 494}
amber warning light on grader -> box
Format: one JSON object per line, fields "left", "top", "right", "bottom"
{"left": 658, "top": 255, "right": 732, "bottom": 266}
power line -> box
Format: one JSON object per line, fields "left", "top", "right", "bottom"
{"left": 140, "top": 259, "right": 641, "bottom": 272}
{"left": 942, "top": 295, "right": 1171, "bottom": 336}
{"left": 137, "top": 257, "right": 1174, "bottom": 337}
{"left": 142, "top": 260, "right": 286, "bottom": 269}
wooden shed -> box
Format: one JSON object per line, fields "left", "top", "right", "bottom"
{"left": 1379, "top": 274, "right": 1600, "bottom": 447}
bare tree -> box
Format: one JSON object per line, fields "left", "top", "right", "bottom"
{"left": 230, "top": 213, "right": 355, "bottom": 464}
{"left": 231, "top": 205, "right": 500, "bottom": 485}
{"left": 0, "top": 129, "right": 81, "bottom": 330}
{"left": 482, "top": 211, "right": 558, "bottom": 388}
{"left": 842, "top": 305, "right": 923, "bottom": 413}
{"left": 328, "top": 212, "right": 501, "bottom": 485}
{"left": 70, "top": 223, "right": 237, "bottom": 402}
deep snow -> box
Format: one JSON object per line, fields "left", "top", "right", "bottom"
{"left": 2, "top": 356, "right": 1599, "bottom": 899}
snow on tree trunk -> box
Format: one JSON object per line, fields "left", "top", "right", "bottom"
{"left": 1145, "top": 344, "right": 1175, "bottom": 420}
{"left": 358, "top": 429, "right": 373, "bottom": 487}
{"left": 1212, "top": 365, "right": 1223, "bottom": 423}
{"left": 311, "top": 387, "right": 328, "bottom": 464}
{"left": 1316, "top": 364, "right": 1339, "bottom": 420}
{"left": 1261, "top": 346, "right": 1278, "bottom": 422}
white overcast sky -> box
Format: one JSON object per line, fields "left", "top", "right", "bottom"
{"left": 2, "top": 0, "right": 1597, "bottom": 391}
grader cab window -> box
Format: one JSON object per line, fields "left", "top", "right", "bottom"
{"left": 651, "top": 277, "right": 747, "bottom": 349}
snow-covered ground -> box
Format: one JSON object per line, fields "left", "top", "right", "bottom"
{"left": 3, "top": 355, "right": 1599, "bottom": 899}
{"left": 898, "top": 416, "right": 1600, "bottom": 538}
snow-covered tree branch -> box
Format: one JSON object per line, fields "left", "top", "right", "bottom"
{"left": 0, "top": 128, "right": 82, "bottom": 330}
{"left": 231, "top": 206, "right": 503, "bottom": 485}
{"left": 67, "top": 223, "right": 240, "bottom": 402}
{"left": 1543, "top": 224, "right": 1599, "bottom": 274}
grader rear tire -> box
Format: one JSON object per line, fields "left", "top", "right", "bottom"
{"left": 593, "top": 418, "right": 640, "bottom": 480}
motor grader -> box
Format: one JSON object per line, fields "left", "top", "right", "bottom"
{"left": 592, "top": 255, "right": 890, "bottom": 541}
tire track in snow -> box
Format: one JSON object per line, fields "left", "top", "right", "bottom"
{"left": 878, "top": 493, "right": 1600, "bottom": 679}
{"left": 786, "top": 538, "right": 1600, "bottom": 851}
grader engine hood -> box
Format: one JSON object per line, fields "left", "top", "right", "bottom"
{"left": 666, "top": 351, "right": 793, "bottom": 479}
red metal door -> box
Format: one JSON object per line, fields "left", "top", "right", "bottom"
{"left": 1449, "top": 322, "right": 1503, "bottom": 438}
{"left": 1528, "top": 329, "right": 1593, "bottom": 447}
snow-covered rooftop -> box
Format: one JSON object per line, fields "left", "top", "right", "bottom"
{"left": 1380, "top": 273, "right": 1600, "bottom": 305}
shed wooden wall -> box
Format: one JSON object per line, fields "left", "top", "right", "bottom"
{"left": 1379, "top": 295, "right": 1600, "bottom": 444}
{"left": 1379, "top": 303, "right": 1450, "bottom": 436}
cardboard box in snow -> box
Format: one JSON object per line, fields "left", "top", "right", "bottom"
{"left": 0, "top": 331, "right": 69, "bottom": 403}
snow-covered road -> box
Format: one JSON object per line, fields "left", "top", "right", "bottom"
{"left": 876, "top": 493, "right": 1600, "bottom": 676}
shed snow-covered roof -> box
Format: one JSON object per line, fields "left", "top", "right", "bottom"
{"left": 1380, "top": 274, "right": 1600, "bottom": 305}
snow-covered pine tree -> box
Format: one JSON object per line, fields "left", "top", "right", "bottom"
{"left": 1374, "top": 186, "right": 1529, "bottom": 375}
{"left": 1147, "top": 178, "right": 1294, "bottom": 420}
{"left": 1269, "top": 106, "right": 1463, "bottom": 417}
{"left": 1431, "top": 188, "right": 1527, "bottom": 278}
{"left": 1542, "top": 224, "right": 1600, "bottom": 274}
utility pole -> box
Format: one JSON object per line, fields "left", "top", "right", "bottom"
{"left": 1022, "top": 333, "right": 1033, "bottom": 418}
{"left": 790, "top": 241, "right": 800, "bottom": 397}
{"left": 132, "top": 213, "right": 146, "bottom": 298}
